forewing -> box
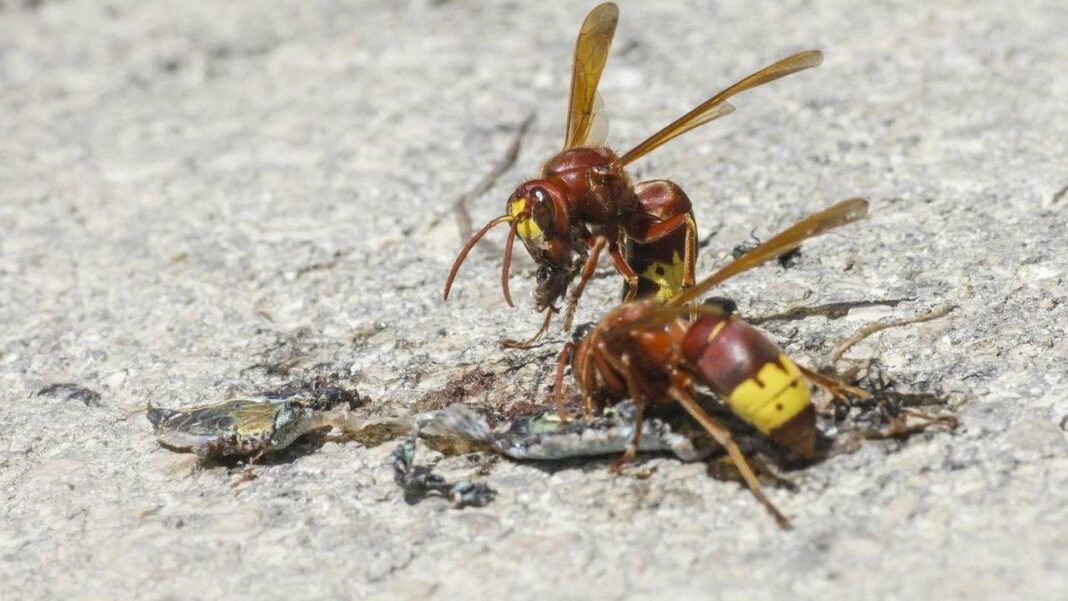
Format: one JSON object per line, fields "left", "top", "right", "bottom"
{"left": 669, "top": 197, "right": 869, "bottom": 307}
{"left": 583, "top": 91, "right": 610, "bottom": 148}
{"left": 615, "top": 50, "right": 823, "bottom": 166}
{"left": 564, "top": 3, "right": 619, "bottom": 149}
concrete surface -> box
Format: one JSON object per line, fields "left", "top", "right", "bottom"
{"left": 1, "top": 0, "right": 1066, "bottom": 599}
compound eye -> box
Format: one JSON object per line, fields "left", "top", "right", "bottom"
{"left": 530, "top": 186, "right": 549, "bottom": 204}
{"left": 529, "top": 187, "right": 555, "bottom": 230}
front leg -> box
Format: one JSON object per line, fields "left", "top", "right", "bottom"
{"left": 551, "top": 341, "right": 575, "bottom": 421}
{"left": 606, "top": 353, "right": 647, "bottom": 472}
{"left": 501, "top": 307, "right": 555, "bottom": 350}
{"left": 561, "top": 236, "right": 607, "bottom": 332}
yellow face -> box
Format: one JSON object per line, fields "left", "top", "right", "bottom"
{"left": 508, "top": 196, "right": 545, "bottom": 246}
{"left": 508, "top": 184, "right": 561, "bottom": 256}
{"left": 506, "top": 182, "right": 579, "bottom": 310}
{"left": 725, "top": 355, "right": 811, "bottom": 435}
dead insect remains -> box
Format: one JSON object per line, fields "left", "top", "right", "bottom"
{"left": 390, "top": 435, "right": 496, "bottom": 509}
{"left": 423, "top": 401, "right": 717, "bottom": 462}
{"left": 147, "top": 385, "right": 361, "bottom": 461}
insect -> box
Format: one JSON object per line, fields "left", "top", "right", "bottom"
{"left": 443, "top": 2, "right": 825, "bottom": 346}
{"left": 834, "top": 360, "right": 960, "bottom": 439}
{"left": 147, "top": 386, "right": 360, "bottom": 460}
{"left": 552, "top": 197, "right": 870, "bottom": 528}
{"left": 422, "top": 401, "right": 715, "bottom": 462}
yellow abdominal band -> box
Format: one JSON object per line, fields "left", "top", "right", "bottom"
{"left": 726, "top": 354, "right": 811, "bottom": 434}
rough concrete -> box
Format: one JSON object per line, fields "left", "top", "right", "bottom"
{"left": 1, "top": 0, "right": 1066, "bottom": 599}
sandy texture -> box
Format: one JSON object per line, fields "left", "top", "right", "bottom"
{"left": 2, "top": 1, "right": 1066, "bottom": 599}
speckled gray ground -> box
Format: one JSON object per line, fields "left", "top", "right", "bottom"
{"left": 2, "top": 1, "right": 1066, "bottom": 599}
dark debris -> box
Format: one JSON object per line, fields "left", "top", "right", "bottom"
{"left": 260, "top": 378, "right": 362, "bottom": 411}
{"left": 389, "top": 436, "right": 496, "bottom": 509}
{"left": 414, "top": 368, "right": 499, "bottom": 413}
{"left": 732, "top": 231, "right": 802, "bottom": 268}
{"left": 829, "top": 362, "right": 958, "bottom": 440}
{"left": 748, "top": 298, "right": 913, "bottom": 325}
{"left": 36, "top": 383, "right": 102, "bottom": 407}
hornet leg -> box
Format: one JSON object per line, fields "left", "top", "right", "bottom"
{"left": 623, "top": 180, "right": 697, "bottom": 302}
{"left": 668, "top": 384, "right": 791, "bottom": 529}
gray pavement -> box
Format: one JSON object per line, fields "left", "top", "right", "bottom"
{"left": 1, "top": 1, "right": 1066, "bottom": 599}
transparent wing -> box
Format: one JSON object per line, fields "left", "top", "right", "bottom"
{"left": 668, "top": 197, "right": 869, "bottom": 307}
{"left": 583, "top": 91, "right": 610, "bottom": 148}
{"left": 163, "top": 400, "right": 274, "bottom": 435}
{"left": 564, "top": 3, "right": 619, "bottom": 149}
{"left": 615, "top": 50, "right": 823, "bottom": 167}
{"left": 230, "top": 401, "right": 281, "bottom": 437}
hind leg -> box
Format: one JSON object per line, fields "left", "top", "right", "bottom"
{"left": 667, "top": 384, "right": 791, "bottom": 529}
{"left": 624, "top": 180, "right": 698, "bottom": 302}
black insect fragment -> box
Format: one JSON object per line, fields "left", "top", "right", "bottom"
{"left": 37, "top": 382, "right": 102, "bottom": 407}
{"left": 389, "top": 436, "right": 496, "bottom": 509}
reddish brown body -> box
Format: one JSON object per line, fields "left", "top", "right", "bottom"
{"left": 547, "top": 195, "right": 872, "bottom": 528}
{"left": 624, "top": 180, "right": 696, "bottom": 301}
{"left": 681, "top": 315, "right": 784, "bottom": 398}
{"left": 510, "top": 148, "right": 696, "bottom": 312}
{"left": 562, "top": 301, "right": 815, "bottom": 459}
{"left": 442, "top": 3, "right": 849, "bottom": 528}
{"left": 442, "top": 4, "right": 825, "bottom": 347}
{"left": 542, "top": 148, "right": 637, "bottom": 225}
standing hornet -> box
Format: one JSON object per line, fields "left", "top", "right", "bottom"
{"left": 552, "top": 198, "right": 871, "bottom": 528}
{"left": 443, "top": 2, "right": 825, "bottom": 346}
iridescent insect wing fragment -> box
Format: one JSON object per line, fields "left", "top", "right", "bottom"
{"left": 151, "top": 399, "right": 280, "bottom": 457}
{"left": 229, "top": 400, "right": 285, "bottom": 439}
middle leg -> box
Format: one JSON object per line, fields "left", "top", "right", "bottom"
{"left": 603, "top": 352, "right": 647, "bottom": 471}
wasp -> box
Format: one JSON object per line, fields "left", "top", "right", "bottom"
{"left": 442, "top": 2, "right": 826, "bottom": 346}
{"left": 551, "top": 198, "right": 870, "bottom": 528}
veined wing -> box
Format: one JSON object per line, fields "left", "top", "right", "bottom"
{"left": 564, "top": 3, "right": 619, "bottom": 149}
{"left": 669, "top": 197, "right": 869, "bottom": 307}
{"left": 614, "top": 50, "right": 823, "bottom": 167}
